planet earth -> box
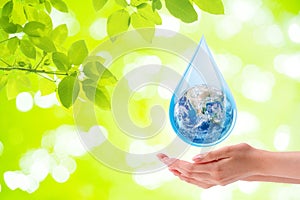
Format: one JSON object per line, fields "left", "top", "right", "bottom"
{"left": 172, "top": 85, "right": 234, "bottom": 145}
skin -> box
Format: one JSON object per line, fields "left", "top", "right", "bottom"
{"left": 157, "top": 143, "right": 300, "bottom": 189}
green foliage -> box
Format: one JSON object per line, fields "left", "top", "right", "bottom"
{"left": 45, "top": 0, "right": 52, "bottom": 13}
{"left": 83, "top": 61, "right": 117, "bottom": 86}
{"left": 0, "top": 0, "right": 225, "bottom": 109}
{"left": 20, "top": 39, "right": 37, "bottom": 59}
{"left": 115, "top": 0, "right": 128, "bottom": 7}
{"left": 107, "top": 9, "right": 130, "bottom": 37}
{"left": 137, "top": 4, "right": 162, "bottom": 25}
{"left": 7, "top": 37, "right": 19, "bottom": 54}
{"left": 24, "top": 21, "right": 46, "bottom": 37}
{"left": 52, "top": 52, "right": 71, "bottom": 72}
{"left": 0, "top": 72, "right": 8, "bottom": 90}
{"left": 193, "top": 0, "right": 224, "bottom": 14}
{"left": 130, "top": 0, "right": 148, "bottom": 7}
{"left": 50, "top": 0, "right": 68, "bottom": 12}
{"left": 68, "top": 40, "right": 88, "bottom": 65}
{"left": 152, "top": 0, "right": 162, "bottom": 11}
{"left": 2, "top": 1, "right": 13, "bottom": 17}
{"left": 0, "top": 16, "right": 22, "bottom": 33}
{"left": 93, "top": 0, "right": 108, "bottom": 11}
{"left": 82, "top": 61, "right": 116, "bottom": 109}
{"left": 91, "top": 0, "right": 224, "bottom": 39}
{"left": 165, "top": 0, "right": 198, "bottom": 23}
{"left": 6, "top": 72, "right": 31, "bottom": 100}
{"left": 30, "top": 36, "right": 56, "bottom": 52}
{"left": 58, "top": 75, "right": 79, "bottom": 108}
{"left": 51, "top": 24, "right": 68, "bottom": 44}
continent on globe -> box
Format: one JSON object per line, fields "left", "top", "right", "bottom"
{"left": 173, "top": 85, "right": 234, "bottom": 145}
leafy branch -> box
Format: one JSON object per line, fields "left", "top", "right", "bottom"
{"left": 94, "top": 0, "right": 224, "bottom": 39}
{"left": 0, "top": 0, "right": 224, "bottom": 109}
{"left": 0, "top": 66, "right": 69, "bottom": 76}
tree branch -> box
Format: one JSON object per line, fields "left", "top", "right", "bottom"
{"left": 0, "top": 66, "right": 70, "bottom": 76}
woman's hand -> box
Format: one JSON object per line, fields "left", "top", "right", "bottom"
{"left": 157, "top": 143, "right": 300, "bottom": 188}
{"left": 158, "top": 143, "right": 260, "bottom": 188}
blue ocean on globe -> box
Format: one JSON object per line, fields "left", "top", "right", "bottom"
{"left": 172, "top": 84, "right": 234, "bottom": 145}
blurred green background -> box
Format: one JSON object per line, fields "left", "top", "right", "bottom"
{"left": 1, "top": 0, "right": 300, "bottom": 199}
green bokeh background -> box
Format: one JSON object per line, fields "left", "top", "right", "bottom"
{"left": 1, "top": 0, "right": 300, "bottom": 199}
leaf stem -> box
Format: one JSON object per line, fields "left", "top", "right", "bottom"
{"left": 0, "top": 58, "right": 12, "bottom": 67}
{"left": 36, "top": 73, "right": 56, "bottom": 82}
{"left": 34, "top": 53, "right": 47, "bottom": 70}
{"left": 0, "top": 37, "right": 17, "bottom": 45}
{"left": 0, "top": 66, "right": 70, "bottom": 76}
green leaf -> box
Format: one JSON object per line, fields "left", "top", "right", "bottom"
{"left": 93, "top": 0, "right": 108, "bottom": 11}
{"left": 83, "top": 61, "right": 117, "bottom": 85}
{"left": 2, "top": 1, "right": 13, "bottom": 17}
{"left": 6, "top": 73, "right": 31, "bottom": 100}
{"left": 107, "top": 9, "right": 130, "bottom": 38}
{"left": 131, "top": 12, "right": 155, "bottom": 42}
{"left": 82, "top": 82, "right": 111, "bottom": 110}
{"left": 7, "top": 37, "right": 19, "bottom": 54}
{"left": 51, "top": 24, "right": 68, "bottom": 44}
{"left": 130, "top": 0, "right": 148, "bottom": 7}
{"left": 52, "top": 52, "right": 71, "bottom": 72}
{"left": 165, "top": 0, "right": 198, "bottom": 23}
{"left": 50, "top": 0, "right": 68, "bottom": 12}
{"left": 23, "top": 5, "right": 39, "bottom": 21}
{"left": 30, "top": 36, "right": 56, "bottom": 52}
{"left": 115, "top": 0, "right": 128, "bottom": 7}
{"left": 24, "top": 21, "right": 46, "bottom": 37}
{"left": 193, "top": 0, "right": 224, "bottom": 14}
{"left": 11, "top": 1, "right": 27, "bottom": 25}
{"left": 0, "top": 16, "right": 22, "bottom": 33}
{"left": 36, "top": 10, "right": 53, "bottom": 32}
{"left": 0, "top": 29, "right": 8, "bottom": 41}
{"left": 23, "top": 5, "right": 51, "bottom": 28}
{"left": 152, "top": 0, "right": 162, "bottom": 11}
{"left": 25, "top": 0, "right": 40, "bottom": 4}
{"left": 137, "top": 3, "right": 162, "bottom": 25}
{"left": 58, "top": 76, "right": 79, "bottom": 108}
{"left": 68, "top": 40, "right": 88, "bottom": 65}
{"left": 45, "top": 1, "right": 52, "bottom": 13}
{"left": 20, "top": 39, "right": 36, "bottom": 59}
{"left": 0, "top": 74, "right": 8, "bottom": 91}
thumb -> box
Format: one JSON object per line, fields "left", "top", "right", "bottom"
{"left": 193, "top": 146, "right": 230, "bottom": 163}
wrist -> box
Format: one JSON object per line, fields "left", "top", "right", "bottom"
{"left": 247, "top": 147, "right": 271, "bottom": 176}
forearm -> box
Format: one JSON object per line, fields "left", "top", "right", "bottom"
{"left": 243, "top": 175, "right": 300, "bottom": 184}
{"left": 255, "top": 150, "right": 300, "bottom": 180}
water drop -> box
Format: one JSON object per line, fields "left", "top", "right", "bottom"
{"left": 169, "top": 36, "right": 237, "bottom": 147}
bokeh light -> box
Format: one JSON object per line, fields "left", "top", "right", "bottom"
{"left": 16, "top": 92, "right": 33, "bottom": 112}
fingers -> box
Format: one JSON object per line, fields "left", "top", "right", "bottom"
{"left": 157, "top": 153, "right": 177, "bottom": 166}
{"left": 157, "top": 154, "right": 227, "bottom": 187}
{"left": 157, "top": 154, "right": 213, "bottom": 173}
{"left": 193, "top": 146, "right": 231, "bottom": 163}
{"left": 157, "top": 153, "right": 168, "bottom": 160}
{"left": 178, "top": 175, "right": 215, "bottom": 189}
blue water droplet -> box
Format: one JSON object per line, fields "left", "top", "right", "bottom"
{"left": 169, "top": 36, "right": 237, "bottom": 147}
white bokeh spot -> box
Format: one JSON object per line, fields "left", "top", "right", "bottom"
{"left": 89, "top": 18, "right": 107, "bottom": 40}
{"left": 16, "top": 92, "right": 34, "bottom": 112}
{"left": 273, "top": 125, "right": 290, "bottom": 151}
{"left": 34, "top": 91, "right": 60, "bottom": 109}
{"left": 241, "top": 65, "right": 275, "bottom": 102}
